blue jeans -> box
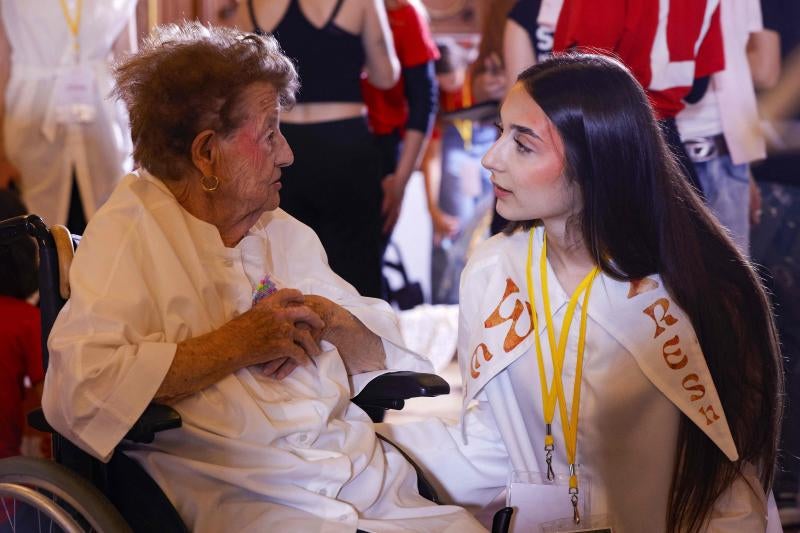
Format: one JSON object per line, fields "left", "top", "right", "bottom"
{"left": 693, "top": 155, "right": 751, "bottom": 253}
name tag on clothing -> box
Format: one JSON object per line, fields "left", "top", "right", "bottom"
{"left": 540, "top": 515, "right": 614, "bottom": 533}
{"left": 507, "top": 471, "right": 612, "bottom": 533}
{"left": 53, "top": 65, "right": 97, "bottom": 124}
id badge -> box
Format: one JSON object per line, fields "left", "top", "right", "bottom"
{"left": 506, "top": 470, "right": 610, "bottom": 533}
{"left": 52, "top": 65, "right": 97, "bottom": 124}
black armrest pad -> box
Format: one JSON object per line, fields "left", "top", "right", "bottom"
{"left": 352, "top": 371, "right": 450, "bottom": 411}
{"left": 27, "top": 403, "right": 182, "bottom": 444}
{"left": 27, "top": 408, "right": 53, "bottom": 433}
{"left": 123, "top": 404, "right": 182, "bottom": 444}
{"left": 492, "top": 507, "right": 514, "bottom": 533}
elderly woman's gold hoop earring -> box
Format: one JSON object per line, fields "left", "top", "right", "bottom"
{"left": 200, "top": 174, "right": 220, "bottom": 192}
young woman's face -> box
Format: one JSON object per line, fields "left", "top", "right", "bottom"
{"left": 482, "top": 82, "right": 580, "bottom": 224}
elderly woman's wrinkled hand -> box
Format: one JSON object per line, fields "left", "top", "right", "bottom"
{"left": 228, "top": 288, "right": 325, "bottom": 378}
{"left": 300, "top": 294, "right": 387, "bottom": 375}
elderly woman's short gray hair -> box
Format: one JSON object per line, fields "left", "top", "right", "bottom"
{"left": 113, "top": 22, "right": 299, "bottom": 181}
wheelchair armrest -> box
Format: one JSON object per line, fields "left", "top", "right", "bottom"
{"left": 351, "top": 371, "right": 450, "bottom": 411}
{"left": 27, "top": 408, "right": 54, "bottom": 433}
{"left": 123, "top": 404, "right": 182, "bottom": 443}
{"left": 492, "top": 507, "right": 513, "bottom": 533}
{"left": 27, "top": 404, "right": 182, "bottom": 444}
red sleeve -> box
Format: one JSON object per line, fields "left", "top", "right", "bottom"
{"left": 23, "top": 308, "right": 43, "bottom": 385}
{"left": 694, "top": 4, "right": 724, "bottom": 78}
{"left": 392, "top": 5, "right": 439, "bottom": 68}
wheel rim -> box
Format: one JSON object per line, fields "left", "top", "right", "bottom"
{"left": 0, "top": 457, "right": 130, "bottom": 533}
{"left": 0, "top": 483, "right": 84, "bottom": 533}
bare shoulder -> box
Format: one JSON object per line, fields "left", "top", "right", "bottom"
{"left": 239, "top": 0, "right": 291, "bottom": 33}
{"left": 331, "top": 0, "right": 374, "bottom": 34}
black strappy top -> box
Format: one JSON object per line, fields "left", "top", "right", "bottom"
{"left": 248, "top": 0, "right": 366, "bottom": 103}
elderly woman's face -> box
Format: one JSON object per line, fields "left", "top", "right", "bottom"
{"left": 215, "top": 82, "right": 293, "bottom": 215}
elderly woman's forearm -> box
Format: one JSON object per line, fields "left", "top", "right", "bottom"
{"left": 154, "top": 295, "right": 321, "bottom": 401}
{"left": 154, "top": 328, "right": 253, "bottom": 402}
{"left": 326, "top": 311, "right": 387, "bottom": 374}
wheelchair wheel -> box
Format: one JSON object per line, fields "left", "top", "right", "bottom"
{"left": 0, "top": 456, "right": 131, "bottom": 533}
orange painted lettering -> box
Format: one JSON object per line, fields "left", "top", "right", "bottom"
{"left": 681, "top": 374, "right": 706, "bottom": 401}
{"left": 662, "top": 335, "right": 687, "bottom": 370}
{"left": 484, "top": 278, "right": 534, "bottom": 352}
{"left": 643, "top": 298, "right": 678, "bottom": 339}
{"left": 470, "top": 343, "right": 493, "bottom": 379}
{"left": 700, "top": 405, "right": 721, "bottom": 425}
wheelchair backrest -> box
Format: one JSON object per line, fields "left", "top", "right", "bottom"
{"left": 0, "top": 214, "right": 67, "bottom": 369}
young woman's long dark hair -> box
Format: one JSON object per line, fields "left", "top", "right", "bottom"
{"left": 507, "top": 53, "right": 782, "bottom": 532}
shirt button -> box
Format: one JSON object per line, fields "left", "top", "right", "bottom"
{"left": 318, "top": 488, "right": 328, "bottom": 496}
{"left": 297, "top": 434, "right": 307, "bottom": 443}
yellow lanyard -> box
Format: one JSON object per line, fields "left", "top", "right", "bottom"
{"left": 525, "top": 228, "right": 599, "bottom": 524}
{"left": 58, "top": 0, "right": 83, "bottom": 54}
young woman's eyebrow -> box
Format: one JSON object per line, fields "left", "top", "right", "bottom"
{"left": 509, "top": 123, "right": 542, "bottom": 141}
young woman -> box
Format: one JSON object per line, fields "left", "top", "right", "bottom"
{"left": 380, "top": 53, "right": 783, "bottom": 532}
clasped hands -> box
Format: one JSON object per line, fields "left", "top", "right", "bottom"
{"left": 229, "top": 288, "right": 385, "bottom": 380}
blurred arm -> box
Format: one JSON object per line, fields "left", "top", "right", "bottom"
{"left": 362, "top": 0, "right": 400, "bottom": 89}
{"left": 747, "top": 29, "right": 781, "bottom": 90}
{"left": 503, "top": 19, "right": 535, "bottom": 91}
{"left": 381, "top": 62, "right": 438, "bottom": 234}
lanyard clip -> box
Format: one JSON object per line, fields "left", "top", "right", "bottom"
{"left": 570, "top": 491, "right": 580, "bottom": 525}
{"left": 544, "top": 428, "right": 555, "bottom": 481}
{"left": 568, "top": 463, "right": 580, "bottom": 525}
{"left": 545, "top": 451, "right": 555, "bottom": 482}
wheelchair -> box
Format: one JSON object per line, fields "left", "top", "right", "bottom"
{"left": 0, "top": 214, "right": 513, "bottom": 533}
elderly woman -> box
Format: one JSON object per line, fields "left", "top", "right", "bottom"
{"left": 41, "top": 23, "right": 484, "bottom": 533}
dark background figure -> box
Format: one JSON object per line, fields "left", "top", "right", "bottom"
{"left": 239, "top": 0, "right": 399, "bottom": 298}
{"left": 752, "top": 0, "right": 800, "bottom": 512}
{"left": 362, "top": 0, "right": 440, "bottom": 250}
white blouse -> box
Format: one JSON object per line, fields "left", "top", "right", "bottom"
{"left": 503, "top": 259, "right": 679, "bottom": 530}
{"left": 380, "top": 228, "right": 778, "bottom": 532}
